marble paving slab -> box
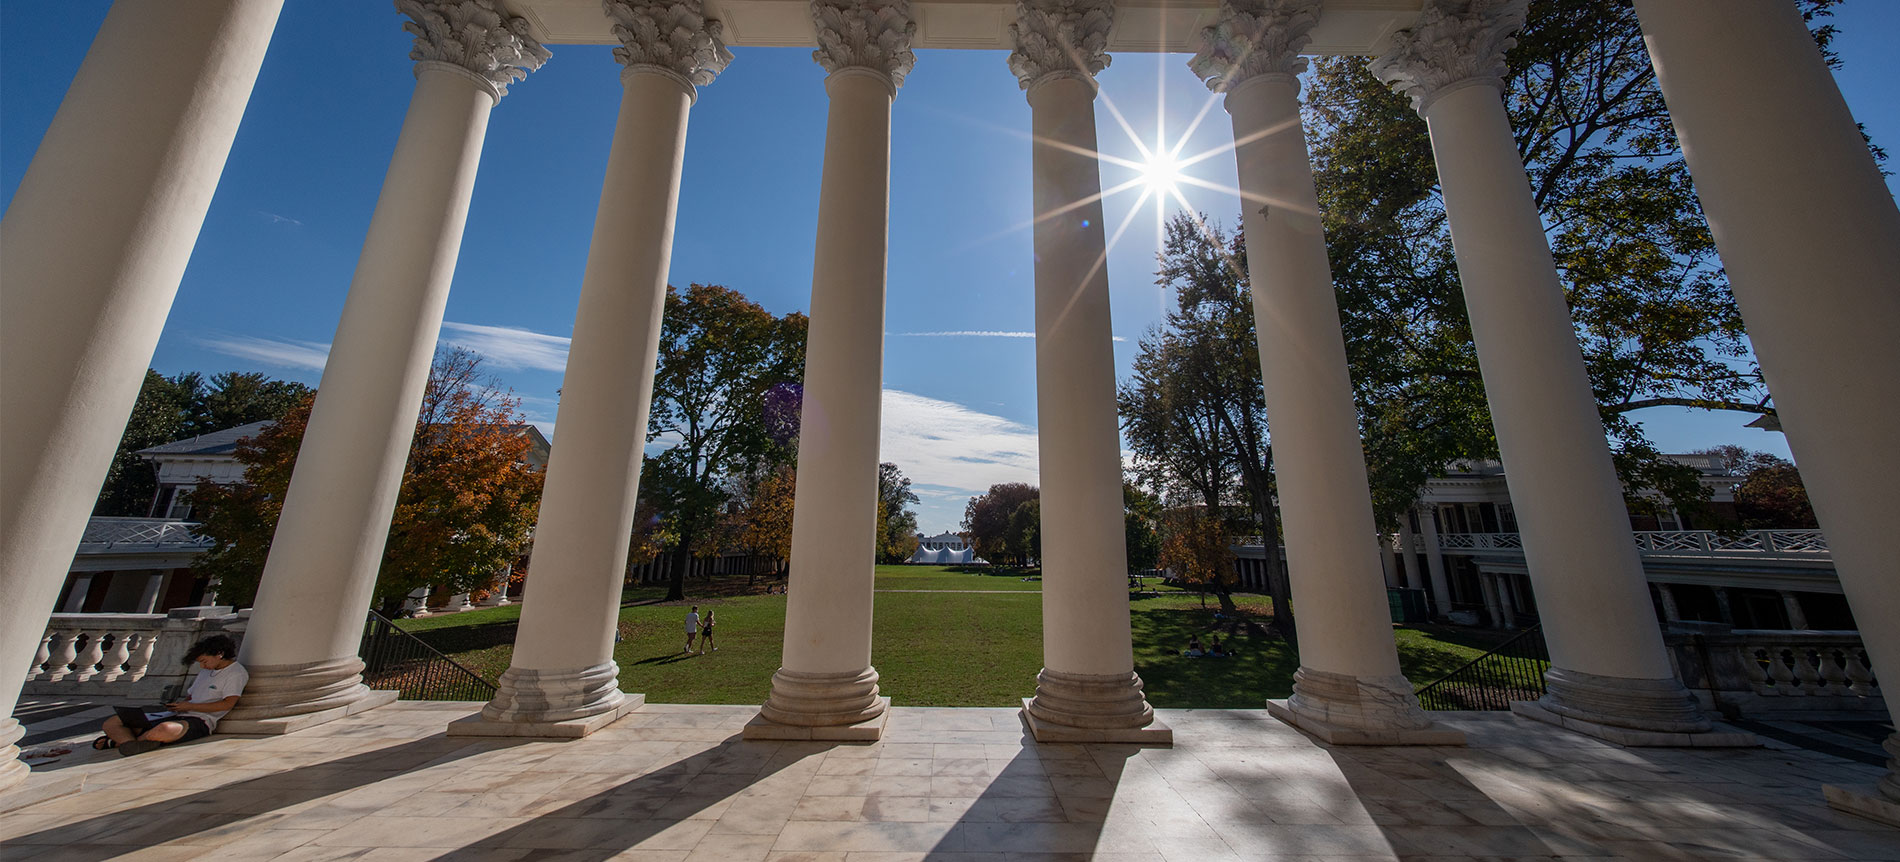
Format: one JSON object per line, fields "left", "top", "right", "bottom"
{"left": 3, "top": 701, "right": 1897, "bottom": 860}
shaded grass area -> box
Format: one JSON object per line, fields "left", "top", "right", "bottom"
{"left": 396, "top": 567, "right": 1517, "bottom": 707}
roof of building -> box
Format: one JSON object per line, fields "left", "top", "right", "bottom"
{"left": 136, "top": 420, "right": 274, "bottom": 457}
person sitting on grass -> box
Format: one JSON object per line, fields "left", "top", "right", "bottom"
{"left": 1207, "top": 635, "right": 1227, "bottom": 658}
{"left": 95, "top": 634, "right": 248, "bottom": 757}
{"left": 1184, "top": 636, "right": 1205, "bottom": 657}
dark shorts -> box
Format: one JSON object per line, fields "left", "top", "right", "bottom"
{"left": 168, "top": 715, "right": 212, "bottom": 743}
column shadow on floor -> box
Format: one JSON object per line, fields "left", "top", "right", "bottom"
{"left": 427, "top": 734, "right": 822, "bottom": 861}
{"left": 924, "top": 741, "right": 1139, "bottom": 858}
{"left": 0, "top": 734, "right": 509, "bottom": 860}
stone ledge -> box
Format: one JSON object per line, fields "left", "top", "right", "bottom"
{"left": 1266, "top": 699, "right": 1467, "bottom": 746}
{"left": 216, "top": 689, "right": 400, "bottom": 736}
{"left": 1510, "top": 700, "right": 1759, "bottom": 747}
{"left": 446, "top": 695, "right": 642, "bottom": 739}
{"left": 743, "top": 697, "right": 891, "bottom": 742}
{"left": 0, "top": 770, "right": 85, "bottom": 814}
{"left": 1823, "top": 783, "right": 1900, "bottom": 828}
{"left": 1020, "top": 699, "right": 1174, "bottom": 745}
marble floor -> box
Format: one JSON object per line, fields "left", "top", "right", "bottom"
{"left": 3, "top": 701, "right": 1898, "bottom": 861}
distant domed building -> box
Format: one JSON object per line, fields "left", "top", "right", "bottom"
{"left": 906, "top": 531, "right": 986, "bottom": 565}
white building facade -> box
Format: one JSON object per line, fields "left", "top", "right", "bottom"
{"left": 2, "top": 0, "right": 1896, "bottom": 820}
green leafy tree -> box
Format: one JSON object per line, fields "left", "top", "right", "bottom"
{"left": 1302, "top": 0, "right": 1883, "bottom": 525}
{"left": 192, "top": 349, "right": 543, "bottom": 612}
{"left": 647, "top": 284, "right": 808, "bottom": 601}
{"left": 1006, "top": 498, "right": 1041, "bottom": 565}
{"left": 1123, "top": 481, "right": 1161, "bottom": 573}
{"left": 961, "top": 482, "right": 1039, "bottom": 566}
{"left": 1119, "top": 214, "right": 1291, "bottom": 634}
{"left": 877, "top": 462, "right": 920, "bottom": 564}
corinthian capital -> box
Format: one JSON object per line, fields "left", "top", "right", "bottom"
{"left": 604, "top": 0, "right": 735, "bottom": 87}
{"left": 1369, "top": 0, "right": 1527, "bottom": 114}
{"left": 1188, "top": 0, "right": 1320, "bottom": 93}
{"left": 1007, "top": 0, "right": 1115, "bottom": 91}
{"left": 812, "top": 0, "right": 918, "bottom": 88}
{"left": 396, "top": 0, "right": 550, "bottom": 99}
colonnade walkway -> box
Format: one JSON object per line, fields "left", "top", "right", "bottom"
{"left": 4, "top": 701, "right": 1896, "bottom": 860}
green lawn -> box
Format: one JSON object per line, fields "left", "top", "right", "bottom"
{"left": 396, "top": 566, "right": 1514, "bottom": 707}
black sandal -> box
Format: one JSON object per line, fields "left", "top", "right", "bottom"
{"left": 91, "top": 736, "right": 117, "bottom": 751}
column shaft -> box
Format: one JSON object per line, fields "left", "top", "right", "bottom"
{"left": 1397, "top": 522, "right": 1423, "bottom": 592}
{"left": 1424, "top": 83, "right": 1703, "bottom": 731}
{"left": 484, "top": 68, "right": 694, "bottom": 725}
{"left": 1023, "top": 74, "right": 1156, "bottom": 735}
{"left": 1636, "top": 0, "right": 1900, "bottom": 797}
{"left": 1417, "top": 506, "right": 1451, "bottom": 615}
{"left": 0, "top": 0, "right": 283, "bottom": 788}
{"left": 760, "top": 69, "right": 894, "bottom": 730}
{"left": 234, "top": 66, "right": 496, "bottom": 722}
{"left": 1225, "top": 74, "right": 1428, "bottom": 732}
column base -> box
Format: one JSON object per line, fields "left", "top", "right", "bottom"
{"left": 0, "top": 771, "right": 85, "bottom": 815}
{"left": 1824, "top": 732, "right": 1899, "bottom": 825}
{"left": 219, "top": 655, "right": 382, "bottom": 728}
{"left": 1541, "top": 666, "right": 1712, "bottom": 732}
{"left": 451, "top": 694, "right": 642, "bottom": 739}
{"left": 219, "top": 689, "right": 399, "bottom": 735}
{"left": 1509, "top": 700, "right": 1757, "bottom": 747}
{"left": 482, "top": 661, "right": 626, "bottom": 724}
{"left": 746, "top": 697, "right": 891, "bottom": 741}
{"left": 1020, "top": 698, "right": 1172, "bottom": 744}
{"left": 1022, "top": 669, "right": 1170, "bottom": 744}
{"left": 0, "top": 717, "right": 31, "bottom": 798}
{"left": 757, "top": 667, "right": 889, "bottom": 730}
{"left": 1266, "top": 699, "right": 1465, "bottom": 746}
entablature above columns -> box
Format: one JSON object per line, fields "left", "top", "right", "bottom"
{"left": 500, "top": 0, "right": 1420, "bottom": 55}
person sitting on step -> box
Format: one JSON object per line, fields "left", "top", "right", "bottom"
{"left": 95, "top": 634, "right": 248, "bottom": 757}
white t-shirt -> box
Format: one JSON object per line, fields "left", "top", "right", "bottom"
{"left": 685, "top": 611, "right": 699, "bottom": 634}
{"left": 184, "top": 661, "right": 249, "bottom": 732}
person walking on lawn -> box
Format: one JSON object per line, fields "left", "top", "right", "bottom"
{"left": 699, "top": 610, "right": 716, "bottom": 653}
{"left": 684, "top": 605, "right": 700, "bottom": 654}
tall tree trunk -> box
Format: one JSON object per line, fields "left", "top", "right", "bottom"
{"left": 1241, "top": 469, "right": 1294, "bottom": 647}
{"left": 666, "top": 525, "right": 695, "bottom": 602}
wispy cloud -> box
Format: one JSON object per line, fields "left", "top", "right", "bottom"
{"left": 438, "top": 322, "right": 570, "bottom": 372}
{"left": 879, "top": 389, "right": 1041, "bottom": 532}
{"left": 891, "top": 329, "right": 1125, "bottom": 343}
{"left": 198, "top": 335, "right": 330, "bottom": 371}
{"left": 255, "top": 210, "right": 303, "bottom": 227}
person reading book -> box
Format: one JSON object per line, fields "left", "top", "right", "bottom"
{"left": 95, "top": 634, "right": 248, "bottom": 757}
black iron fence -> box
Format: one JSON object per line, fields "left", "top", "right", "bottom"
{"left": 359, "top": 610, "right": 498, "bottom": 701}
{"left": 1414, "top": 624, "right": 1551, "bottom": 711}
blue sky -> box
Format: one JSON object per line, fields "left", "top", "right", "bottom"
{"left": 4, "top": 3, "right": 1896, "bottom": 534}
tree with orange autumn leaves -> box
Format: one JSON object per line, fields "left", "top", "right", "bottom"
{"left": 191, "top": 349, "right": 544, "bottom": 614}
{"left": 1158, "top": 507, "right": 1239, "bottom": 614}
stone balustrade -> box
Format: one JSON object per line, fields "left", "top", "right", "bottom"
{"left": 22, "top": 606, "right": 245, "bottom": 700}
{"left": 1665, "top": 627, "right": 1883, "bottom": 716}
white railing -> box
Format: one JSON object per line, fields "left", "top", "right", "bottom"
{"left": 1739, "top": 636, "right": 1879, "bottom": 699}
{"left": 78, "top": 517, "right": 214, "bottom": 551}
{"left": 23, "top": 608, "right": 241, "bottom": 699}
{"left": 1430, "top": 530, "right": 1828, "bottom": 560}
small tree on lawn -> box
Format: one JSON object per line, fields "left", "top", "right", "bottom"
{"left": 1159, "top": 506, "right": 1238, "bottom": 613}
{"left": 877, "top": 462, "right": 920, "bottom": 564}
{"left": 192, "top": 349, "right": 544, "bottom": 613}
{"left": 962, "top": 483, "right": 1039, "bottom": 566}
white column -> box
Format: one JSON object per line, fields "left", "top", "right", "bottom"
{"left": 1191, "top": 0, "right": 1437, "bottom": 738}
{"left": 231, "top": 1, "right": 547, "bottom": 726}
{"left": 1373, "top": 0, "right": 1706, "bottom": 733}
{"left": 1656, "top": 583, "right": 1681, "bottom": 624}
{"left": 60, "top": 576, "right": 95, "bottom": 614}
{"left": 1397, "top": 520, "right": 1423, "bottom": 592}
{"left": 1479, "top": 572, "right": 1504, "bottom": 629}
{"left": 1417, "top": 505, "right": 1451, "bottom": 616}
{"left": 753, "top": 0, "right": 914, "bottom": 738}
{"left": 1378, "top": 535, "right": 1398, "bottom": 590}
{"left": 135, "top": 573, "right": 168, "bottom": 615}
{"left": 1011, "top": 0, "right": 1165, "bottom": 743}
{"left": 1634, "top": 0, "right": 1900, "bottom": 803}
{"left": 0, "top": 0, "right": 284, "bottom": 790}
{"left": 477, "top": 1, "right": 728, "bottom": 732}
